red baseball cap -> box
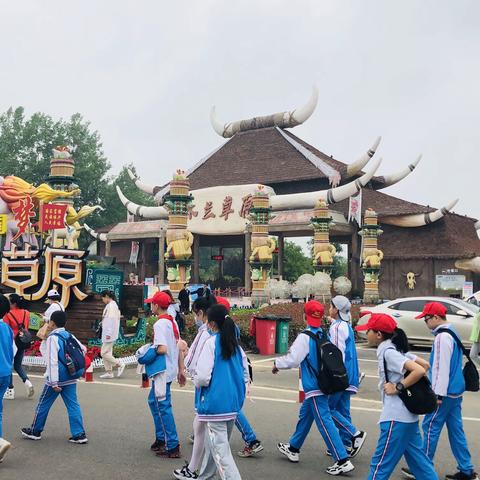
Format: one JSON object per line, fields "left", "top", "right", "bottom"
{"left": 304, "top": 300, "right": 325, "bottom": 328}
{"left": 145, "top": 291, "right": 172, "bottom": 309}
{"left": 216, "top": 296, "right": 231, "bottom": 312}
{"left": 355, "top": 313, "right": 397, "bottom": 334}
{"left": 415, "top": 302, "right": 447, "bottom": 319}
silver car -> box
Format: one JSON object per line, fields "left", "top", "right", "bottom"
{"left": 357, "top": 297, "right": 479, "bottom": 346}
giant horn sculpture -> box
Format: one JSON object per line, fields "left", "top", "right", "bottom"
{"left": 84, "top": 223, "right": 107, "bottom": 242}
{"left": 376, "top": 155, "right": 422, "bottom": 189}
{"left": 127, "top": 169, "right": 162, "bottom": 197}
{"left": 270, "top": 157, "right": 382, "bottom": 211}
{"left": 475, "top": 220, "right": 480, "bottom": 230}
{"left": 346, "top": 137, "right": 382, "bottom": 177}
{"left": 456, "top": 257, "right": 480, "bottom": 274}
{"left": 210, "top": 86, "right": 319, "bottom": 138}
{"left": 381, "top": 199, "right": 459, "bottom": 227}
{"left": 116, "top": 186, "right": 169, "bottom": 219}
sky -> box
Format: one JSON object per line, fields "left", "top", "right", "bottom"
{"left": 1, "top": 0, "right": 479, "bottom": 233}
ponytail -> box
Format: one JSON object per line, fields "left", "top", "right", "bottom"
{"left": 380, "top": 327, "right": 409, "bottom": 354}
{"left": 9, "top": 293, "right": 25, "bottom": 309}
{"left": 207, "top": 304, "right": 238, "bottom": 360}
{"left": 192, "top": 296, "right": 213, "bottom": 315}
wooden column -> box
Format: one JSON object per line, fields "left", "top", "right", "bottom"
{"left": 244, "top": 230, "right": 252, "bottom": 294}
{"left": 277, "top": 233, "right": 285, "bottom": 279}
{"left": 105, "top": 239, "right": 111, "bottom": 257}
{"left": 158, "top": 232, "right": 165, "bottom": 284}
{"left": 350, "top": 231, "right": 361, "bottom": 294}
{"left": 193, "top": 234, "right": 200, "bottom": 283}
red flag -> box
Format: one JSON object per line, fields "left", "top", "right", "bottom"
{"left": 40, "top": 204, "right": 68, "bottom": 231}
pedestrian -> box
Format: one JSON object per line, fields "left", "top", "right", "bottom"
{"left": 21, "top": 310, "right": 88, "bottom": 444}
{"left": 38, "top": 289, "right": 65, "bottom": 358}
{"left": 179, "top": 283, "right": 190, "bottom": 314}
{"left": 0, "top": 294, "right": 14, "bottom": 463}
{"left": 145, "top": 291, "right": 186, "bottom": 458}
{"left": 328, "top": 295, "right": 366, "bottom": 457}
{"left": 3, "top": 294, "right": 34, "bottom": 400}
{"left": 99, "top": 290, "right": 125, "bottom": 379}
{"left": 274, "top": 300, "right": 355, "bottom": 476}
{"left": 193, "top": 303, "right": 248, "bottom": 480}
{"left": 355, "top": 313, "right": 438, "bottom": 480}
{"left": 402, "top": 302, "right": 478, "bottom": 480}
{"left": 165, "top": 289, "right": 185, "bottom": 334}
{"left": 469, "top": 309, "right": 480, "bottom": 367}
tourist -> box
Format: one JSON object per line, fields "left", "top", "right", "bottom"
{"left": 355, "top": 313, "right": 438, "bottom": 480}
{"left": 0, "top": 294, "right": 14, "bottom": 463}
{"left": 38, "top": 289, "right": 65, "bottom": 358}
{"left": 165, "top": 289, "right": 185, "bottom": 333}
{"left": 469, "top": 309, "right": 480, "bottom": 367}
{"left": 2, "top": 294, "right": 34, "bottom": 400}
{"left": 274, "top": 300, "right": 355, "bottom": 476}
{"left": 328, "top": 295, "right": 366, "bottom": 457}
{"left": 99, "top": 290, "right": 125, "bottom": 379}
{"left": 193, "top": 304, "right": 247, "bottom": 480}
{"left": 402, "top": 302, "right": 477, "bottom": 480}
{"left": 21, "top": 310, "right": 88, "bottom": 444}
{"left": 178, "top": 283, "right": 190, "bottom": 314}
{"left": 145, "top": 291, "right": 186, "bottom": 458}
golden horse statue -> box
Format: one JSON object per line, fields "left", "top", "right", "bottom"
{"left": 165, "top": 231, "right": 194, "bottom": 260}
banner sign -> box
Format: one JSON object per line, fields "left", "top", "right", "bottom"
{"left": 91, "top": 269, "right": 124, "bottom": 302}
{"left": 40, "top": 204, "right": 68, "bottom": 231}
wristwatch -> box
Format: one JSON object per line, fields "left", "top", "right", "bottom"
{"left": 395, "top": 382, "right": 406, "bottom": 393}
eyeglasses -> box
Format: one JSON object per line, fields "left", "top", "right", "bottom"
{"left": 424, "top": 315, "right": 433, "bottom": 323}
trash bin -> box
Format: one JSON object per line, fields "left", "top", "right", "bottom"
{"left": 275, "top": 316, "right": 291, "bottom": 354}
{"left": 253, "top": 315, "right": 277, "bottom": 355}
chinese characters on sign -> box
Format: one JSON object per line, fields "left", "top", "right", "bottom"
{"left": 203, "top": 201, "right": 216, "bottom": 220}
{"left": 200, "top": 195, "right": 254, "bottom": 221}
{"left": 12, "top": 196, "right": 35, "bottom": 241}
{"left": 40, "top": 204, "right": 68, "bottom": 231}
{"left": 220, "top": 196, "right": 234, "bottom": 221}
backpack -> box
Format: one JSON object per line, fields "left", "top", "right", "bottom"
{"left": 6, "top": 311, "right": 33, "bottom": 350}
{"left": 54, "top": 332, "right": 86, "bottom": 379}
{"left": 437, "top": 328, "right": 479, "bottom": 392}
{"left": 302, "top": 329, "right": 349, "bottom": 394}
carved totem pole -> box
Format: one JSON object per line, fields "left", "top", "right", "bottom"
{"left": 164, "top": 170, "right": 194, "bottom": 295}
{"left": 248, "top": 185, "right": 275, "bottom": 306}
{"left": 360, "top": 208, "right": 384, "bottom": 303}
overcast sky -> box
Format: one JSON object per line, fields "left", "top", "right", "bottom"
{"left": 1, "top": 1, "right": 479, "bottom": 226}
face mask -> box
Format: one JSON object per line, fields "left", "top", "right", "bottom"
{"left": 195, "top": 319, "right": 203, "bottom": 328}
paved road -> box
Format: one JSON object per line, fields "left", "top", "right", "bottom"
{"left": 2, "top": 347, "right": 479, "bottom": 479}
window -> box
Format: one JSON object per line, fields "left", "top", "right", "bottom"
{"left": 392, "top": 300, "right": 428, "bottom": 312}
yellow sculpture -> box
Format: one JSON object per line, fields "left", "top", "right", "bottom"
{"left": 250, "top": 237, "right": 276, "bottom": 263}
{"left": 165, "top": 230, "right": 194, "bottom": 260}
{"left": 314, "top": 243, "right": 337, "bottom": 265}
{"left": 362, "top": 248, "right": 384, "bottom": 268}
{"left": 403, "top": 271, "right": 421, "bottom": 290}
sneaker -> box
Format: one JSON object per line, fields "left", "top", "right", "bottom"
{"left": 117, "top": 363, "right": 125, "bottom": 378}
{"left": 402, "top": 468, "right": 416, "bottom": 479}
{"left": 350, "top": 431, "right": 367, "bottom": 458}
{"left": 24, "top": 379, "right": 34, "bottom": 398}
{"left": 99, "top": 372, "right": 114, "bottom": 379}
{"left": 326, "top": 459, "right": 355, "bottom": 476}
{"left": 151, "top": 439, "right": 166, "bottom": 452}
{"left": 0, "top": 438, "right": 12, "bottom": 463}
{"left": 173, "top": 462, "right": 198, "bottom": 479}
{"left": 277, "top": 442, "right": 299, "bottom": 463}
{"left": 21, "top": 427, "right": 41, "bottom": 441}
{"left": 187, "top": 433, "right": 195, "bottom": 444}
{"left": 445, "top": 473, "right": 479, "bottom": 480}
{"left": 69, "top": 433, "right": 88, "bottom": 444}
{"left": 3, "top": 388, "right": 14, "bottom": 400}
{"left": 156, "top": 445, "right": 181, "bottom": 458}
{"left": 238, "top": 440, "right": 264, "bottom": 457}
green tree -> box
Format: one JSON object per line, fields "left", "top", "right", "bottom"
{"left": 282, "top": 240, "right": 314, "bottom": 282}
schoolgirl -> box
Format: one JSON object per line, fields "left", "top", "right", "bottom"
{"left": 355, "top": 313, "right": 438, "bottom": 480}
{"left": 328, "top": 295, "right": 366, "bottom": 457}
{"left": 193, "top": 304, "right": 248, "bottom": 480}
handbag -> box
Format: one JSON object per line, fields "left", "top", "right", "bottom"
{"left": 383, "top": 348, "right": 437, "bottom": 415}
{"left": 95, "top": 320, "right": 103, "bottom": 340}
{"left": 37, "top": 321, "right": 54, "bottom": 340}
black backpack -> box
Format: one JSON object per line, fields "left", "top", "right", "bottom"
{"left": 54, "top": 332, "right": 86, "bottom": 379}
{"left": 6, "top": 311, "right": 33, "bottom": 350}
{"left": 436, "top": 328, "right": 479, "bottom": 392}
{"left": 302, "top": 330, "right": 349, "bottom": 394}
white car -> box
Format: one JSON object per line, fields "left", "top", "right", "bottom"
{"left": 357, "top": 297, "right": 479, "bottom": 346}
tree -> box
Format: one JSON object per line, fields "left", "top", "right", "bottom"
{"left": 281, "top": 240, "right": 314, "bottom": 282}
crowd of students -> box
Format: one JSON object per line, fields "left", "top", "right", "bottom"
{"left": 0, "top": 290, "right": 479, "bottom": 480}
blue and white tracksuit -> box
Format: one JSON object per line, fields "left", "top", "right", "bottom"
{"left": 0, "top": 319, "right": 14, "bottom": 438}
{"left": 329, "top": 319, "right": 360, "bottom": 447}
{"left": 422, "top": 324, "right": 475, "bottom": 476}
{"left": 367, "top": 340, "right": 438, "bottom": 480}
{"left": 275, "top": 327, "right": 349, "bottom": 461}
{"left": 30, "top": 328, "right": 86, "bottom": 437}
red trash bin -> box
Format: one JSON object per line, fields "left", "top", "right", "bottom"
{"left": 253, "top": 315, "right": 277, "bottom": 355}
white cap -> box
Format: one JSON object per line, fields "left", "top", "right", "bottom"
{"left": 331, "top": 295, "right": 351, "bottom": 322}
{"left": 47, "top": 289, "right": 60, "bottom": 299}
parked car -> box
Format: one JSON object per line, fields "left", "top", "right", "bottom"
{"left": 357, "top": 297, "right": 479, "bottom": 346}
{"left": 465, "top": 291, "right": 480, "bottom": 308}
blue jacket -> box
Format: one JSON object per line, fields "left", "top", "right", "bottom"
{"left": 0, "top": 320, "right": 14, "bottom": 378}
{"left": 196, "top": 333, "right": 246, "bottom": 421}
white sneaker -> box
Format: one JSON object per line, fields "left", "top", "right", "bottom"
{"left": 99, "top": 372, "right": 114, "bottom": 379}
{"left": 277, "top": 442, "right": 299, "bottom": 463}
{"left": 326, "top": 460, "right": 355, "bottom": 476}
{"left": 24, "top": 379, "right": 34, "bottom": 398}
{"left": 0, "top": 438, "right": 12, "bottom": 463}
{"left": 3, "top": 388, "right": 14, "bottom": 400}
{"left": 117, "top": 363, "right": 125, "bottom": 378}
{"left": 350, "top": 431, "right": 367, "bottom": 458}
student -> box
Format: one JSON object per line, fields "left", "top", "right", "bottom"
{"left": 469, "top": 310, "right": 480, "bottom": 367}
{"left": 38, "top": 289, "right": 65, "bottom": 358}
{"left": 145, "top": 291, "right": 186, "bottom": 459}
{"left": 403, "top": 302, "right": 478, "bottom": 480}
{"left": 193, "top": 304, "right": 248, "bottom": 480}
{"left": 21, "top": 310, "right": 88, "bottom": 444}
{"left": 274, "top": 300, "right": 355, "bottom": 476}
{"left": 355, "top": 313, "right": 438, "bottom": 480}
{"left": 0, "top": 294, "right": 14, "bottom": 463}
{"left": 3, "top": 294, "right": 34, "bottom": 399}
{"left": 328, "top": 295, "right": 366, "bottom": 457}
{"left": 99, "top": 290, "right": 125, "bottom": 379}
{"left": 179, "top": 283, "right": 190, "bottom": 314}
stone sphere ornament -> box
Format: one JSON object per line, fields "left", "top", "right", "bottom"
{"left": 333, "top": 276, "right": 352, "bottom": 295}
